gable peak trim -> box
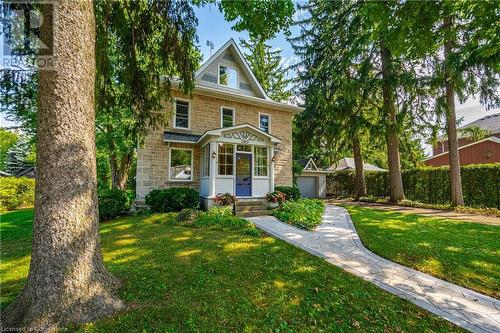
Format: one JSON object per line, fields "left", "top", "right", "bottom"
{"left": 195, "top": 38, "right": 271, "bottom": 101}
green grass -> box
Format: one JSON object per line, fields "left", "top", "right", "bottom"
{"left": 1, "top": 209, "right": 462, "bottom": 332}
{"left": 272, "top": 199, "right": 325, "bottom": 230}
{"left": 344, "top": 205, "right": 500, "bottom": 299}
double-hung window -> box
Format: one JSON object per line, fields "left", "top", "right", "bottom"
{"left": 174, "top": 100, "right": 190, "bottom": 129}
{"left": 221, "top": 107, "right": 235, "bottom": 128}
{"left": 217, "top": 143, "right": 234, "bottom": 175}
{"left": 259, "top": 114, "right": 270, "bottom": 133}
{"left": 254, "top": 147, "right": 268, "bottom": 176}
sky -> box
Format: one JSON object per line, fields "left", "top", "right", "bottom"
{"left": 1, "top": 3, "right": 498, "bottom": 154}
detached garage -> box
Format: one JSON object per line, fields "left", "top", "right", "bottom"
{"left": 295, "top": 158, "right": 330, "bottom": 198}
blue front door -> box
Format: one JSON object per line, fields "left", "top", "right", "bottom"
{"left": 236, "top": 153, "right": 252, "bottom": 196}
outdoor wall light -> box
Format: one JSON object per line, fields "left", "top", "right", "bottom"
{"left": 212, "top": 151, "right": 217, "bottom": 159}
{"left": 272, "top": 147, "right": 280, "bottom": 162}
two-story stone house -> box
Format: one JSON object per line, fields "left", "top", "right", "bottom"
{"left": 136, "top": 39, "right": 303, "bottom": 208}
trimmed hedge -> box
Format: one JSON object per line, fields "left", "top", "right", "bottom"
{"left": 145, "top": 187, "right": 199, "bottom": 213}
{"left": 327, "top": 164, "right": 500, "bottom": 208}
{"left": 0, "top": 177, "right": 35, "bottom": 212}
{"left": 98, "top": 189, "right": 131, "bottom": 221}
{"left": 275, "top": 186, "right": 301, "bottom": 201}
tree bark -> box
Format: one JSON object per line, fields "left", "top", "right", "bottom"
{"left": 352, "top": 132, "right": 367, "bottom": 199}
{"left": 443, "top": 16, "right": 464, "bottom": 207}
{"left": 1, "top": 1, "right": 124, "bottom": 331}
{"left": 110, "top": 152, "right": 132, "bottom": 190}
{"left": 380, "top": 41, "right": 405, "bottom": 203}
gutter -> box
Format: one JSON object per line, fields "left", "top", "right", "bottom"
{"left": 168, "top": 78, "right": 303, "bottom": 115}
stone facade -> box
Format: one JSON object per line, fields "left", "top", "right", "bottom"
{"left": 136, "top": 90, "right": 294, "bottom": 201}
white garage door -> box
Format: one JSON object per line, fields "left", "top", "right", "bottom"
{"left": 297, "top": 176, "right": 317, "bottom": 198}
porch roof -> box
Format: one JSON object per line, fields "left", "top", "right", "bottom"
{"left": 163, "top": 131, "right": 201, "bottom": 143}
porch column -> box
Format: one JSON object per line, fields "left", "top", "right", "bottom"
{"left": 270, "top": 145, "right": 275, "bottom": 192}
{"left": 209, "top": 141, "right": 217, "bottom": 197}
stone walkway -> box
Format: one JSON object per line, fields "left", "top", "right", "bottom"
{"left": 248, "top": 205, "right": 500, "bottom": 333}
{"left": 328, "top": 199, "right": 500, "bottom": 226}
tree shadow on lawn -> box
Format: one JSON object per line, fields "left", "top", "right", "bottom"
{"left": 346, "top": 206, "right": 500, "bottom": 298}
{"left": 1, "top": 212, "right": 461, "bottom": 332}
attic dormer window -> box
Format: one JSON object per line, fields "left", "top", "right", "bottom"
{"left": 219, "top": 65, "right": 238, "bottom": 89}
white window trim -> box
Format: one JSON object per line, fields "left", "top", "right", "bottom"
{"left": 220, "top": 106, "right": 236, "bottom": 128}
{"left": 258, "top": 113, "right": 271, "bottom": 133}
{"left": 200, "top": 144, "right": 210, "bottom": 179}
{"left": 216, "top": 142, "right": 235, "bottom": 177}
{"left": 173, "top": 98, "right": 191, "bottom": 130}
{"left": 218, "top": 63, "right": 239, "bottom": 89}
{"left": 168, "top": 147, "right": 193, "bottom": 182}
{"left": 253, "top": 145, "right": 270, "bottom": 179}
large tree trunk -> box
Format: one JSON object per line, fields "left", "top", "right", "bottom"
{"left": 352, "top": 132, "right": 367, "bottom": 199}
{"left": 1, "top": 1, "right": 124, "bottom": 331}
{"left": 443, "top": 16, "right": 464, "bottom": 206}
{"left": 110, "top": 152, "right": 133, "bottom": 190}
{"left": 380, "top": 41, "right": 405, "bottom": 203}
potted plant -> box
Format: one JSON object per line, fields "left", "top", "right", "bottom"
{"left": 266, "top": 191, "right": 286, "bottom": 209}
{"left": 214, "top": 193, "right": 237, "bottom": 207}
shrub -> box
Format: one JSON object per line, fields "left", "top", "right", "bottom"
{"left": 214, "top": 192, "right": 237, "bottom": 206}
{"left": 0, "top": 177, "right": 35, "bottom": 212}
{"left": 327, "top": 164, "right": 500, "bottom": 209}
{"left": 266, "top": 191, "right": 286, "bottom": 203}
{"left": 272, "top": 199, "right": 325, "bottom": 230}
{"left": 145, "top": 187, "right": 199, "bottom": 213}
{"left": 177, "top": 208, "right": 200, "bottom": 225}
{"left": 145, "top": 212, "right": 179, "bottom": 225}
{"left": 275, "top": 186, "right": 301, "bottom": 201}
{"left": 193, "top": 206, "right": 260, "bottom": 235}
{"left": 98, "top": 189, "right": 131, "bottom": 221}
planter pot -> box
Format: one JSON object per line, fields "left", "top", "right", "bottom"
{"left": 267, "top": 201, "right": 279, "bottom": 209}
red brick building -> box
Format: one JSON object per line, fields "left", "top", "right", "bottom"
{"left": 425, "top": 113, "right": 500, "bottom": 167}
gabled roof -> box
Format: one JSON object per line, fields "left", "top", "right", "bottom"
{"left": 437, "top": 113, "right": 500, "bottom": 142}
{"left": 426, "top": 136, "right": 500, "bottom": 161}
{"left": 195, "top": 38, "right": 270, "bottom": 101}
{"left": 329, "top": 157, "right": 386, "bottom": 172}
{"left": 197, "top": 123, "right": 282, "bottom": 144}
{"left": 460, "top": 113, "right": 500, "bottom": 134}
{"left": 296, "top": 158, "right": 319, "bottom": 171}
{"left": 295, "top": 158, "right": 331, "bottom": 174}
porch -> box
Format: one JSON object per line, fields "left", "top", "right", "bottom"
{"left": 164, "top": 124, "right": 282, "bottom": 209}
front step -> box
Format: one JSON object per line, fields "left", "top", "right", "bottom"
{"left": 236, "top": 205, "right": 267, "bottom": 213}
{"left": 238, "top": 210, "right": 269, "bottom": 218}
{"left": 235, "top": 198, "right": 268, "bottom": 217}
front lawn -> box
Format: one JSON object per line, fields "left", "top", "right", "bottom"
{"left": 345, "top": 205, "right": 500, "bottom": 299}
{"left": 1, "top": 209, "right": 461, "bottom": 332}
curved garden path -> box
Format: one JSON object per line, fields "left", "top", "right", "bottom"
{"left": 248, "top": 205, "right": 500, "bottom": 333}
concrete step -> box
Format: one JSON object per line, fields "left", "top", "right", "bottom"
{"left": 236, "top": 199, "right": 265, "bottom": 206}
{"left": 236, "top": 205, "right": 267, "bottom": 213}
{"left": 237, "top": 210, "right": 269, "bottom": 218}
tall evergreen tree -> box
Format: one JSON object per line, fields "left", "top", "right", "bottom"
{"left": 240, "top": 37, "right": 292, "bottom": 102}
{"left": 291, "top": 1, "right": 378, "bottom": 198}
{"left": 291, "top": 0, "right": 421, "bottom": 202}
{"left": 2, "top": 1, "right": 125, "bottom": 330}
{"left": 4, "top": 136, "right": 31, "bottom": 175}
{"left": 398, "top": 0, "right": 499, "bottom": 206}
{"left": 0, "top": 128, "right": 18, "bottom": 171}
